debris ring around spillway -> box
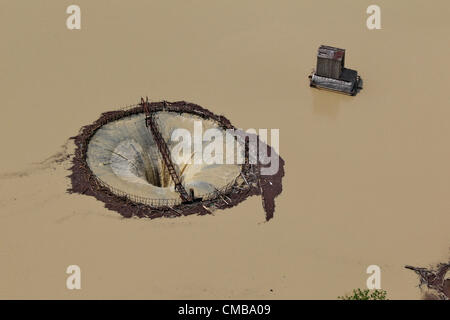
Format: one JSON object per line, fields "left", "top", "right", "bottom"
{"left": 68, "top": 100, "right": 285, "bottom": 220}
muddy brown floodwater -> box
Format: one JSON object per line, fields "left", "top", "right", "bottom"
{"left": 1, "top": 0, "right": 450, "bottom": 300}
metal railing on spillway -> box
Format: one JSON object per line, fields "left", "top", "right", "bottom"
{"left": 116, "top": 101, "right": 234, "bottom": 130}
{"left": 93, "top": 174, "right": 239, "bottom": 208}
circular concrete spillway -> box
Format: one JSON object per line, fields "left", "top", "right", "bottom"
{"left": 69, "top": 100, "right": 284, "bottom": 220}
{"left": 86, "top": 111, "right": 244, "bottom": 204}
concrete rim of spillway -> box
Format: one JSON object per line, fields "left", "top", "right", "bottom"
{"left": 68, "top": 101, "right": 263, "bottom": 219}
{"left": 87, "top": 106, "right": 244, "bottom": 204}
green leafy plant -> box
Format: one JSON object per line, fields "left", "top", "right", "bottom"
{"left": 338, "top": 288, "right": 388, "bottom": 300}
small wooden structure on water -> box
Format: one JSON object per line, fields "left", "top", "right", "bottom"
{"left": 309, "top": 45, "right": 362, "bottom": 96}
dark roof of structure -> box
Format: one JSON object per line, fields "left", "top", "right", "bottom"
{"left": 340, "top": 68, "right": 358, "bottom": 83}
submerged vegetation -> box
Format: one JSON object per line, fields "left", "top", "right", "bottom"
{"left": 338, "top": 289, "right": 388, "bottom": 300}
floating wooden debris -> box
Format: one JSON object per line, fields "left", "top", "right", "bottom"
{"left": 309, "top": 45, "right": 363, "bottom": 96}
